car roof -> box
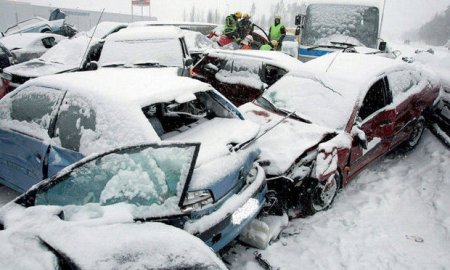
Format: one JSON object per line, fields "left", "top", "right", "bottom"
{"left": 302, "top": 52, "right": 407, "bottom": 85}
{"left": 205, "top": 49, "right": 303, "bottom": 70}
{"left": 0, "top": 33, "right": 65, "bottom": 50}
{"left": 105, "top": 26, "right": 184, "bottom": 42}
{"left": 27, "top": 68, "right": 212, "bottom": 106}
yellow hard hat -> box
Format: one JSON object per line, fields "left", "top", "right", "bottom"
{"left": 242, "top": 13, "right": 250, "bottom": 19}
{"left": 235, "top": 11, "right": 242, "bottom": 18}
{"left": 271, "top": 40, "right": 279, "bottom": 47}
{"left": 275, "top": 15, "right": 281, "bottom": 20}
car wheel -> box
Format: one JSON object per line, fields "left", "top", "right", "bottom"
{"left": 399, "top": 117, "right": 425, "bottom": 152}
{"left": 298, "top": 172, "right": 341, "bottom": 216}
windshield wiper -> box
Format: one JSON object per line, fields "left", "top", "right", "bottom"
{"left": 133, "top": 61, "right": 167, "bottom": 68}
{"left": 330, "top": 41, "right": 357, "bottom": 47}
{"left": 256, "top": 97, "right": 311, "bottom": 124}
{"left": 101, "top": 63, "right": 124, "bottom": 68}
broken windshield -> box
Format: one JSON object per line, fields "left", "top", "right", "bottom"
{"left": 302, "top": 4, "right": 380, "bottom": 49}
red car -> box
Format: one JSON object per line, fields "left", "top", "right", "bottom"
{"left": 239, "top": 53, "right": 440, "bottom": 216}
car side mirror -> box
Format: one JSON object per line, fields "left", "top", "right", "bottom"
{"left": 184, "top": 58, "right": 194, "bottom": 67}
{"left": 378, "top": 41, "right": 387, "bottom": 52}
{"left": 85, "top": 61, "right": 98, "bottom": 71}
{"left": 204, "top": 63, "right": 219, "bottom": 74}
{"left": 295, "top": 15, "right": 301, "bottom": 26}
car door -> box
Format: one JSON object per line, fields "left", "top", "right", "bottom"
{"left": 0, "top": 86, "right": 65, "bottom": 192}
{"left": 348, "top": 77, "right": 395, "bottom": 178}
{"left": 47, "top": 92, "right": 94, "bottom": 178}
{"left": 21, "top": 143, "right": 200, "bottom": 220}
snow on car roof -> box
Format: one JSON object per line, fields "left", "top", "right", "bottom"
{"left": 84, "top": 21, "right": 128, "bottom": 39}
{"left": 206, "top": 49, "right": 303, "bottom": 70}
{"left": 28, "top": 68, "right": 212, "bottom": 106}
{"left": 0, "top": 33, "right": 65, "bottom": 50}
{"left": 302, "top": 52, "right": 405, "bottom": 85}
{"left": 105, "top": 26, "right": 184, "bottom": 41}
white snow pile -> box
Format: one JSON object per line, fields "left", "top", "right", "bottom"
{"left": 225, "top": 131, "right": 450, "bottom": 269}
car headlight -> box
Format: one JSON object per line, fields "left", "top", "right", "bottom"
{"left": 1, "top": 72, "right": 12, "bottom": 81}
{"left": 182, "top": 189, "right": 214, "bottom": 212}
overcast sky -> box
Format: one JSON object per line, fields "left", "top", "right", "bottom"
{"left": 15, "top": 0, "right": 450, "bottom": 41}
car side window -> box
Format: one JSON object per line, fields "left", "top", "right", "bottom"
{"left": 387, "top": 70, "right": 419, "bottom": 98}
{"left": 263, "top": 64, "right": 287, "bottom": 86}
{"left": 9, "top": 86, "right": 64, "bottom": 132}
{"left": 54, "top": 94, "right": 96, "bottom": 152}
{"left": 359, "top": 78, "right": 390, "bottom": 120}
{"left": 42, "top": 37, "right": 57, "bottom": 49}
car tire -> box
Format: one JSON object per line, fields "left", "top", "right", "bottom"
{"left": 298, "top": 172, "right": 341, "bottom": 216}
{"left": 398, "top": 117, "right": 425, "bottom": 152}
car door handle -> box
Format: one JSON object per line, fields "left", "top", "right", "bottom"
{"left": 379, "top": 119, "right": 392, "bottom": 127}
{"left": 35, "top": 153, "right": 42, "bottom": 163}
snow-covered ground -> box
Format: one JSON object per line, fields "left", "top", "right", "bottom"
{"left": 224, "top": 131, "right": 450, "bottom": 269}
{"left": 1, "top": 132, "right": 448, "bottom": 269}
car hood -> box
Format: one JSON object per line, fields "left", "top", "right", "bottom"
{"left": 166, "top": 117, "right": 261, "bottom": 198}
{"left": 239, "top": 102, "right": 334, "bottom": 176}
{"left": 4, "top": 59, "right": 77, "bottom": 78}
{"left": 0, "top": 203, "right": 226, "bottom": 270}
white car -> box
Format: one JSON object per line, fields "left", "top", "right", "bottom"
{"left": 0, "top": 68, "right": 266, "bottom": 252}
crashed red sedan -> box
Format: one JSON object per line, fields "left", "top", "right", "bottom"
{"left": 239, "top": 53, "right": 440, "bottom": 216}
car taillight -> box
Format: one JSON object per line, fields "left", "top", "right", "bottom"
{"left": 0, "top": 79, "right": 10, "bottom": 99}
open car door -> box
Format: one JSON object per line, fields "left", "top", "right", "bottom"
{"left": 17, "top": 143, "right": 200, "bottom": 219}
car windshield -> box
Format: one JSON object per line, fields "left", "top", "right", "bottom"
{"left": 301, "top": 4, "right": 380, "bottom": 49}
{"left": 40, "top": 36, "right": 91, "bottom": 66}
{"left": 99, "top": 38, "right": 184, "bottom": 68}
{"left": 260, "top": 74, "right": 357, "bottom": 130}
{"left": 5, "top": 18, "right": 44, "bottom": 34}
{"left": 33, "top": 144, "right": 198, "bottom": 218}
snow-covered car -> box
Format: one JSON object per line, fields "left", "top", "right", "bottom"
{"left": 428, "top": 87, "right": 450, "bottom": 147}
{"left": 239, "top": 53, "right": 440, "bottom": 216}
{"left": 2, "top": 10, "right": 76, "bottom": 37}
{"left": 0, "top": 68, "right": 266, "bottom": 251}
{"left": 182, "top": 29, "right": 219, "bottom": 64}
{"left": 0, "top": 184, "right": 227, "bottom": 270}
{"left": 0, "top": 33, "right": 65, "bottom": 64}
{"left": 96, "top": 26, "right": 193, "bottom": 76}
{"left": 191, "top": 49, "right": 303, "bottom": 106}
{"left": 0, "top": 22, "right": 127, "bottom": 98}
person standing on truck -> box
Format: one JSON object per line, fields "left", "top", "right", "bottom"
{"left": 268, "top": 15, "right": 286, "bottom": 50}
{"left": 224, "top": 11, "right": 242, "bottom": 41}
{"left": 238, "top": 13, "right": 254, "bottom": 40}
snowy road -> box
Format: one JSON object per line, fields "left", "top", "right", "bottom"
{"left": 224, "top": 131, "right": 450, "bottom": 270}
{"left": 0, "top": 132, "right": 449, "bottom": 269}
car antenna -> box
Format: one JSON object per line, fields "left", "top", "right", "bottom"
{"left": 79, "top": 8, "right": 105, "bottom": 70}
{"left": 231, "top": 110, "right": 297, "bottom": 152}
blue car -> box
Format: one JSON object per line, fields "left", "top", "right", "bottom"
{"left": 0, "top": 68, "right": 266, "bottom": 251}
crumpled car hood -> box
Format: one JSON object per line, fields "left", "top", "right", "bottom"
{"left": 240, "top": 102, "right": 334, "bottom": 176}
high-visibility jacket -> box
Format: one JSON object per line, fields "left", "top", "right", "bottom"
{"left": 269, "top": 23, "right": 285, "bottom": 42}
{"left": 260, "top": 44, "right": 272, "bottom": 51}
{"left": 224, "top": 15, "right": 238, "bottom": 35}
